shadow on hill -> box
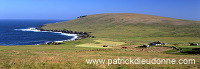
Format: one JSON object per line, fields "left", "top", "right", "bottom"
{"left": 181, "top": 48, "right": 200, "bottom": 54}
{"left": 165, "top": 48, "right": 200, "bottom": 55}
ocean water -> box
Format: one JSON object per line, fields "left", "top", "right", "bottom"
{"left": 0, "top": 19, "right": 76, "bottom": 46}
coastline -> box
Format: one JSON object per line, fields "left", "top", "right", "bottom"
{"left": 35, "top": 25, "right": 95, "bottom": 45}
{"left": 15, "top": 27, "right": 79, "bottom": 45}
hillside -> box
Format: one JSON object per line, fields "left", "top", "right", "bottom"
{"left": 1, "top": 13, "right": 200, "bottom": 69}
{"left": 40, "top": 13, "right": 200, "bottom": 44}
{"left": 41, "top": 13, "right": 200, "bottom": 29}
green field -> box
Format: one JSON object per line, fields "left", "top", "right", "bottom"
{"left": 1, "top": 13, "right": 200, "bottom": 69}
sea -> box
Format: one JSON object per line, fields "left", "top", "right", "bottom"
{"left": 0, "top": 19, "right": 77, "bottom": 46}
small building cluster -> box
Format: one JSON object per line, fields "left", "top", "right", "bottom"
{"left": 46, "top": 42, "right": 62, "bottom": 45}
{"left": 141, "top": 41, "right": 199, "bottom": 48}
{"left": 142, "top": 41, "right": 167, "bottom": 47}
{"left": 149, "top": 41, "right": 167, "bottom": 46}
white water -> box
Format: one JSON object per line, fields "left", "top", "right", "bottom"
{"left": 15, "top": 27, "right": 78, "bottom": 44}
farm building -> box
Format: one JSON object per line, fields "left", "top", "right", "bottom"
{"left": 149, "top": 41, "right": 167, "bottom": 46}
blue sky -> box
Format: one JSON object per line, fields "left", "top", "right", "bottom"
{"left": 0, "top": 0, "right": 200, "bottom": 20}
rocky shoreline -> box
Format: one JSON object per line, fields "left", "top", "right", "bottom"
{"left": 35, "top": 25, "right": 95, "bottom": 45}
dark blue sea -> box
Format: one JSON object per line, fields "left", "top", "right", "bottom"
{"left": 0, "top": 19, "right": 76, "bottom": 46}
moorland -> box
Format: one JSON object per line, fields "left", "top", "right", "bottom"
{"left": 1, "top": 13, "right": 200, "bottom": 69}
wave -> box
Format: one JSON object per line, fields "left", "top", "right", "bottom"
{"left": 15, "top": 28, "right": 78, "bottom": 36}
{"left": 14, "top": 27, "right": 78, "bottom": 45}
{"left": 14, "top": 27, "right": 48, "bottom": 32}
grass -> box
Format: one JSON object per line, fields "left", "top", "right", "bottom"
{"left": 1, "top": 13, "right": 200, "bottom": 69}
{"left": 0, "top": 38, "right": 200, "bottom": 69}
{"left": 163, "top": 45, "right": 200, "bottom": 55}
{"left": 1, "top": 39, "right": 200, "bottom": 69}
{"left": 76, "top": 40, "right": 126, "bottom": 48}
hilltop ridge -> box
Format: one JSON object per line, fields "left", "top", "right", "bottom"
{"left": 79, "top": 13, "right": 199, "bottom": 25}
{"left": 39, "top": 13, "right": 200, "bottom": 41}
{"left": 40, "top": 13, "right": 200, "bottom": 30}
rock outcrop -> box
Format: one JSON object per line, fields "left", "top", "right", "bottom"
{"left": 36, "top": 25, "right": 95, "bottom": 40}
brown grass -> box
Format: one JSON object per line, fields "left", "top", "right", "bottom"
{"left": 1, "top": 13, "right": 200, "bottom": 68}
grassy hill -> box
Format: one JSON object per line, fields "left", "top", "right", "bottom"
{"left": 41, "top": 13, "right": 200, "bottom": 44}
{"left": 1, "top": 13, "right": 200, "bottom": 69}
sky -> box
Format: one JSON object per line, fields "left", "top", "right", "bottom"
{"left": 0, "top": 0, "right": 200, "bottom": 21}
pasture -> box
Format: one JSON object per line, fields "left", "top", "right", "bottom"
{"left": 0, "top": 38, "right": 200, "bottom": 69}
{"left": 1, "top": 13, "right": 200, "bottom": 69}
